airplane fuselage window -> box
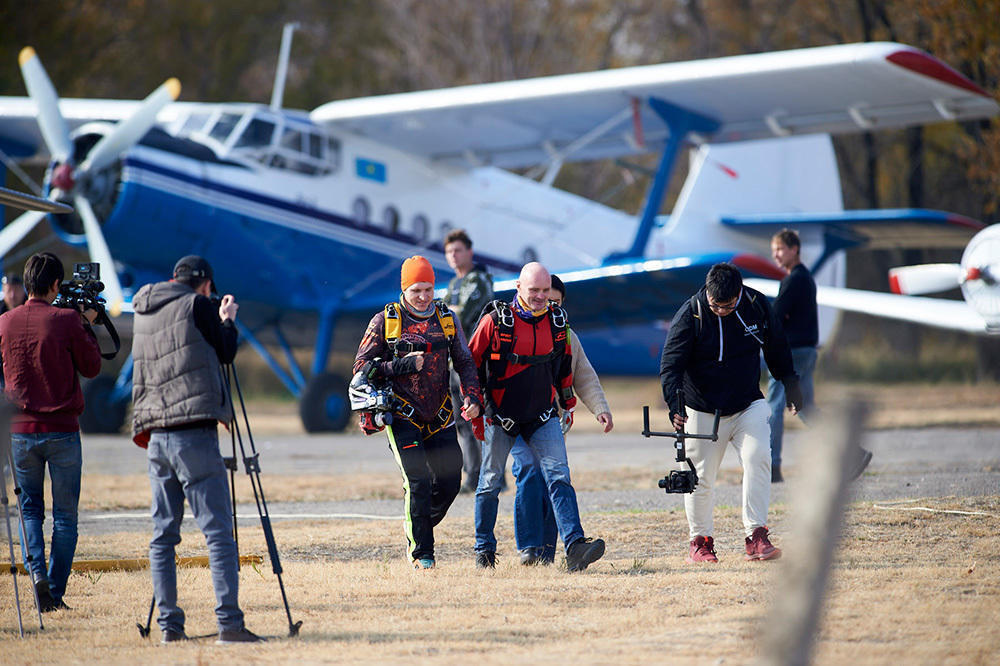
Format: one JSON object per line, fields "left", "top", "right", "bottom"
{"left": 352, "top": 196, "right": 370, "bottom": 225}
{"left": 383, "top": 206, "right": 400, "bottom": 233}
{"left": 412, "top": 214, "right": 429, "bottom": 242}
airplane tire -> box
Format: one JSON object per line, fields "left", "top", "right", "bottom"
{"left": 299, "top": 372, "right": 351, "bottom": 433}
{"left": 80, "top": 374, "right": 128, "bottom": 434}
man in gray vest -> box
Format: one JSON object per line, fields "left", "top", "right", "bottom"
{"left": 131, "top": 255, "right": 262, "bottom": 644}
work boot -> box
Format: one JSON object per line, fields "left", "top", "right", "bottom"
{"left": 686, "top": 536, "right": 719, "bottom": 563}
{"left": 745, "top": 526, "right": 782, "bottom": 561}
{"left": 566, "top": 537, "right": 605, "bottom": 572}
{"left": 520, "top": 548, "right": 542, "bottom": 566}
{"left": 849, "top": 448, "right": 873, "bottom": 481}
{"left": 217, "top": 625, "right": 266, "bottom": 644}
{"left": 771, "top": 464, "right": 783, "bottom": 483}
{"left": 475, "top": 550, "right": 496, "bottom": 569}
{"left": 34, "top": 579, "right": 58, "bottom": 613}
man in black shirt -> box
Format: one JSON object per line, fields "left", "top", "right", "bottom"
{"left": 766, "top": 230, "right": 818, "bottom": 483}
{"left": 766, "top": 230, "right": 871, "bottom": 483}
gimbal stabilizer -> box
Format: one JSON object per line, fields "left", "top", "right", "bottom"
{"left": 642, "top": 390, "right": 721, "bottom": 494}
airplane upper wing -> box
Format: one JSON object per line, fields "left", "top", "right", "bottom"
{"left": 0, "top": 97, "right": 202, "bottom": 161}
{"left": 311, "top": 42, "right": 998, "bottom": 169}
{"left": 744, "top": 278, "right": 993, "bottom": 335}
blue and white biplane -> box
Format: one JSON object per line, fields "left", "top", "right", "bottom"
{"left": 0, "top": 31, "right": 996, "bottom": 432}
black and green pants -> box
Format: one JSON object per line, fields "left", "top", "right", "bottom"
{"left": 386, "top": 419, "right": 463, "bottom": 561}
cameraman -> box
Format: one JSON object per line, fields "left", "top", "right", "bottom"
{"left": 0, "top": 252, "right": 101, "bottom": 612}
{"left": 131, "top": 255, "right": 261, "bottom": 644}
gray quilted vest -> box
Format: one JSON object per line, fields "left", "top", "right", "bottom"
{"left": 131, "top": 281, "right": 231, "bottom": 438}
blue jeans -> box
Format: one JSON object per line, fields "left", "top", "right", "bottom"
{"left": 147, "top": 427, "right": 243, "bottom": 633}
{"left": 766, "top": 346, "right": 817, "bottom": 466}
{"left": 11, "top": 431, "right": 82, "bottom": 602}
{"left": 475, "top": 417, "right": 583, "bottom": 554}
{"left": 511, "top": 444, "right": 557, "bottom": 561}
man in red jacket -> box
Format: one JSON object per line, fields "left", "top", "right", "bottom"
{"left": 468, "top": 262, "right": 605, "bottom": 572}
{"left": 0, "top": 252, "right": 101, "bottom": 611}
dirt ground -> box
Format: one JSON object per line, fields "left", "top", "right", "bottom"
{"left": 1, "top": 381, "right": 997, "bottom": 663}
{"left": 1, "top": 496, "right": 998, "bottom": 664}
{"left": 241, "top": 380, "right": 1000, "bottom": 436}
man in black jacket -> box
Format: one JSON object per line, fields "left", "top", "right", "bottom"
{"left": 660, "top": 263, "right": 802, "bottom": 564}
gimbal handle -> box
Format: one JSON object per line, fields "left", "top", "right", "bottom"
{"left": 641, "top": 390, "right": 721, "bottom": 462}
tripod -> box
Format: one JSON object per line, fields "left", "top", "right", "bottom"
{"left": 1, "top": 405, "right": 45, "bottom": 636}
{"left": 136, "top": 362, "right": 301, "bottom": 639}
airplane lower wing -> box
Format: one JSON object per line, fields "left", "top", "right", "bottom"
{"left": 722, "top": 208, "right": 984, "bottom": 251}
{"left": 744, "top": 278, "right": 994, "bottom": 335}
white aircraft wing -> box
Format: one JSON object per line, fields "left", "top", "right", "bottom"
{"left": 0, "top": 97, "right": 202, "bottom": 163}
{"left": 311, "top": 42, "right": 998, "bottom": 169}
{"left": 745, "top": 278, "right": 992, "bottom": 335}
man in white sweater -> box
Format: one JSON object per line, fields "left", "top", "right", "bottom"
{"left": 511, "top": 275, "right": 614, "bottom": 565}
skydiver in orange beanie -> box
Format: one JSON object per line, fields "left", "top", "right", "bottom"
{"left": 353, "top": 255, "right": 482, "bottom": 569}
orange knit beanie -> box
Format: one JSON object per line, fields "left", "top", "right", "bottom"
{"left": 400, "top": 255, "right": 435, "bottom": 291}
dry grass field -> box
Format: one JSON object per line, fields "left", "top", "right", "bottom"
{"left": 1, "top": 496, "right": 998, "bottom": 664}
{"left": 2, "top": 382, "right": 998, "bottom": 663}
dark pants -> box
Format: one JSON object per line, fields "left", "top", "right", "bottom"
{"left": 385, "top": 420, "right": 463, "bottom": 561}
{"left": 450, "top": 370, "right": 480, "bottom": 489}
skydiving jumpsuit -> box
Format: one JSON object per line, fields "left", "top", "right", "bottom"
{"left": 354, "top": 299, "right": 481, "bottom": 562}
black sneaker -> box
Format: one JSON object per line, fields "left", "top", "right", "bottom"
{"left": 34, "top": 580, "right": 58, "bottom": 613}
{"left": 566, "top": 537, "right": 605, "bottom": 572}
{"left": 216, "top": 626, "right": 266, "bottom": 644}
{"left": 475, "top": 550, "right": 496, "bottom": 569}
{"left": 771, "top": 464, "right": 783, "bottom": 483}
{"left": 161, "top": 629, "right": 188, "bottom": 644}
{"left": 520, "top": 548, "right": 542, "bottom": 566}
{"left": 849, "top": 448, "right": 873, "bottom": 481}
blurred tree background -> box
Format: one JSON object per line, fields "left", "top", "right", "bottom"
{"left": 1, "top": 0, "right": 997, "bottom": 385}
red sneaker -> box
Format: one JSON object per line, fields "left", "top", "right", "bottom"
{"left": 745, "top": 526, "right": 781, "bottom": 561}
{"left": 686, "top": 536, "right": 718, "bottom": 563}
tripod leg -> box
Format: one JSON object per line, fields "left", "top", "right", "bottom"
{"left": 6, "top": 446, "right": 44, "bottom": 630}
{"left": 1, "top": 471, "right": 25, "bottom": 637}
{"left": 136, "top": 595, "right": 154, "bottom": 638}
{"left": 227, "top": 364, "right": 302, "bottom": 637}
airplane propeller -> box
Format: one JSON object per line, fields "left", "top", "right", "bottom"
{"left": 2, "top": 47, "right": 181, "bottom": 314}
{"left": 888, "top": 225, "right": 1000, "bottom": 331}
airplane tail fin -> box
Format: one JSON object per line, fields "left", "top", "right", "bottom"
{"left": 648, "top": 133, "right": 847, "bottom": 342}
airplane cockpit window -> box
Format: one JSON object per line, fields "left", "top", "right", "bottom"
{"left": 177, "top": 105, "right": 340, "bottom": 177}
{"left": 180, "top": 112, "right": 211, "bottom": 135}
{"left": 234, "top": 118, "right": 276, "bottom": 149}
{"left": 280, "top": 127, "right": 303, "bottom": 151}
{"left": 307, "top": 132, "right": 322, "bottom": 159}
{"left": 209, "top": 113, "right": 242, "bottom": 142}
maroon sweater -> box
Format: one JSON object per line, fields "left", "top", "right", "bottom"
{"left": 0, "top": 298, "right": 102, "bottom": 433}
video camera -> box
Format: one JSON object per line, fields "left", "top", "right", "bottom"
{"left": 642, "top": 390, "right": 720, "bottom": 495}
{"left": 52, "top": 262, "right": 121, "bottom": 359}
{"left": 349, "top": 359, "right": 395, "bottom": 432}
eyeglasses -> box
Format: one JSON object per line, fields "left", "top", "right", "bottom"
{"left": 707, "top": 299, "right": 738, "bottom": 312}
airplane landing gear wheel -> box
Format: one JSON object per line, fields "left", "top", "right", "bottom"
{"left": 299, "top": 372, "right": 351, "bottom": 432}
{"left": 80, "top": 374, "right": 127, "bottom": 433}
